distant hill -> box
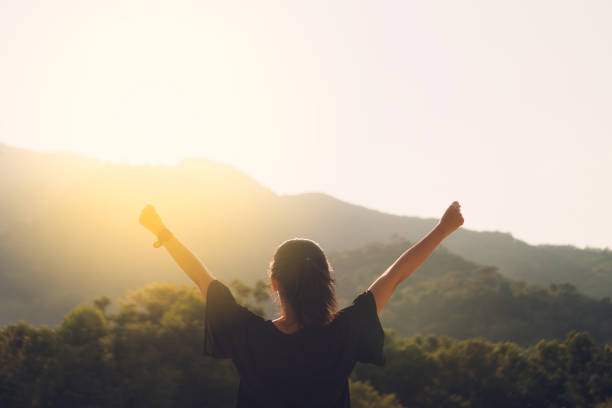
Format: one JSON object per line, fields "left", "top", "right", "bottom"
{"left": 1, "top": 142, "right": 611, "bottom": 327}
{"left": 0, "top": 143, "right": 101, "bottom": 232}
{"left": 329, "top": 241, "right": 612, "bottom": 345}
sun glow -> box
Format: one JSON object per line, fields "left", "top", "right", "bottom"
{"left": 20, "top": 4, "right": 332, "bottom": 170}
{"left": 65, "top": 15, "right": 244, "bottom": 165}
{"left": 3, "top": 1, "right": 612, "bottom": 248}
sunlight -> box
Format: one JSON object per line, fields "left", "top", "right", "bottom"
{"left": 3, "top": 2, "right": 612, "bottom": 406}
{"left": 67, "top": 14, "right": 246, "bottom": 165}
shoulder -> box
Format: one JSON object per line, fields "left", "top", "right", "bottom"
{"left": 203, "top": 279, "right": 265, "bottom": 359}
{"left": 337, "top": 290, "right": 378, "bottom": 319}
{"left": 206, "top": 279, "right": 230, "bottom": 300}
{"left": 346, "top": 290, "right": 385, "bottom": 366}
{"left": 332, "top": 290, "right": 380, "bottom": 332}
{"left": 354, "top": 290, "right": 378, "bottom": 309}
{"left": 206, "top": 279, "right": 245, "bottom": 307}
{"left": 335, "top": 289, "right": 385, "bottom": 365}
{"left": 205, "top": 279, "right": 262, "bottom": 324}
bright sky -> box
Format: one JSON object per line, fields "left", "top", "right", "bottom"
{"left": 1, "top": 0, "right": 610, "bottom": 249}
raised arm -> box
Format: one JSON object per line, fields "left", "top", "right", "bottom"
{"left": 139, "top": 204, "right": 215, "bottom": 298}
{"left": 368, "top": 201, "right": 464, "bottom": 314}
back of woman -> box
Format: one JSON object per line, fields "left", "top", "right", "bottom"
{"left": 203, "top": 270, "right": 384, "bottom": 407}
{"left": 139, "top": 201, "right": 464, "bottom": 407}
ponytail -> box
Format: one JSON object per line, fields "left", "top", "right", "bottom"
{"left": 269, "top": 238, "right": 337, "bottom": 328}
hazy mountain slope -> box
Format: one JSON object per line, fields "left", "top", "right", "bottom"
{"left": 1, "top": 144, "right": 611, "bottom": 327}
{"left": 443, "top": 229, "right": 612, "bottom": 298}
{"left": 328, "top": 240, "right": 612, "bottom": 345}
{"left": 0, "top": 155, "right": 282, "bottom": 326}
{"left": 0, "top": 143, "right": 101, "bottom": 232}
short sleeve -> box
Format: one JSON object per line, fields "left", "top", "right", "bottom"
{"left": 203, "top": 279, "right": 255, "bottom": 359}
{"left": 345, "top": 290, "right": 385, "bottom": 366}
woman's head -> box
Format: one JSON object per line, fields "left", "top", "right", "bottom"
{"left": 269, "top": 238, "right": 337, "bottom": 328}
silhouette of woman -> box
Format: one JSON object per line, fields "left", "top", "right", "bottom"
{"left": 139, "top": 201, "right": 464, "bottom": 407}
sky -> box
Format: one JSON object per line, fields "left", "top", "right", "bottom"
{"left": 1, "top": 0, "right": 610, "bottom": 250}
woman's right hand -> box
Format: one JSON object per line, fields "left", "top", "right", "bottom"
{"left": 436, "top": 201, "right": 464, "bottom": 238}
{"left": 139, "top": 204, "right": 165, "bottom": 235}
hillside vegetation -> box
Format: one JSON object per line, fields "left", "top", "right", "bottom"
{"left": 1, "top": 142, "right": 611, "bottom": 329}
{"left": 329, "top": 241, "right": 612, "bottom": 345}
{"left": 2, "top": 283, "right": 611, "bottom": 408}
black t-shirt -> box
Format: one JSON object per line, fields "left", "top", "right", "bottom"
{"left": 203, "top": 279, "right": 385, "bottom": 408}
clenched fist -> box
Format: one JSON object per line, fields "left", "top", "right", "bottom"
{"left": 139, "top": 204, "right": 165, "bottom": 235}
{"left": 437, "top": 201, "right": 464, "bottom": 238}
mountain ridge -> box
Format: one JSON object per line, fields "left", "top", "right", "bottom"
{"left": 1, "top": 142, "right": 611, "bottom": 327}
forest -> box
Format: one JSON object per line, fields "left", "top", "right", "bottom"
{"left": 3, "top": 145, "right": 612, "bottom": 407}
{"left": 3, "top": 0, "right": 612, "bottom": 405}
{"left": 1, "top": 281, "right": 612, "bottom": 408}
{"left": 2, "top": 143, "right": 612, "bottom": 328}
{"left": 330, "top": 241, "right": 612, "bottom": 346}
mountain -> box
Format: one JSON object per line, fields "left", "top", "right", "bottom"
{"left": 329, "top": 241, "right": 612, "bottom": 345}
{"left": 0, "top": 143, "right": 101, "bottom": 232}
{"left": 1, "top": 142, "right": 611, "bottom": 327}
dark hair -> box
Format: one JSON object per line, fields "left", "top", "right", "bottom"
{"left": 269, "top": 238, "right": 337, "bottom": 328}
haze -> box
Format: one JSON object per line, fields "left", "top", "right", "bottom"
{"left": 1, "top": 0, "right": 610, "bottom": 249}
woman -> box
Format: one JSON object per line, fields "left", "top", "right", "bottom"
{"left": 139, "top": 201, "right": 464, "bottom": 407}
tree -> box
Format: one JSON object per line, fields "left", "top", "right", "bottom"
{"left": 94, "top": 296, "right": 111, "bottom": 315}
{"left": 350, "top": 380, "right": 405, "bottom": 408}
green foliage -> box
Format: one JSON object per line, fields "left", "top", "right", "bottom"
{"left": 350, "top": 380, "right": 405, "bottom": 408}
{"left": 0, "top": 283, "right": 238, "bottom": 408}
{"left": 58, "top": 305, "right": 108, "bottom": 345}
{"left": 448, "top": 232, "right": 612, "bottom": 299}
{"left": 0, "top": 322, "right": 57, "bottom": 407}
{"left": 330, "top": 240, "right": 612, "bottom": 345}
{"left": 230, "top": 278, "right": 270, "bottom": 317}
{"left": 352, "top": 331, "right": 612, "bottom": 408}
{"left": 94, "top": 296, "right": 111, "bottom": 314}
{"left": 2, "top": 281, "right": 612, "bottom": 407}
{"left": 3, "top": 143, "right": 612, "bottom": 330}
